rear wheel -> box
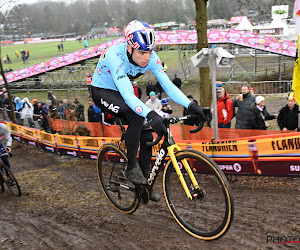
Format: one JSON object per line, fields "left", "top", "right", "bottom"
{"left": 97, "top": 143, "right": 139, "bottom": 214}
{"left": 0, "top": 172, "right": 4, "bottom": 193}
{"left": 163, "top": 150, "right": 234, "bottom": 240}
{"left": 2, "top": 164, "right": 21, "bottom": 197}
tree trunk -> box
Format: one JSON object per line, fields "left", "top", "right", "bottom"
{"left": 0, "top": 61, "right": 16, "bottom": 123}
{"left": 194, "top": 0, "right": 211, "bottom": 107}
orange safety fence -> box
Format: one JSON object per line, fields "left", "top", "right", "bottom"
{"left": 49, "top": 118, "right": 104, "bottom": 137}
{"left": 5, "top": 121, "right": 300, "bottom": 177}
{"left": 49, "top": 118, "right": 294, "bottom": 141}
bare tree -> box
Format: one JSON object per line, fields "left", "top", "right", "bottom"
{"left": 0, "top": 0, "right": 19, "bottom": 123}
{"left": 194, "top": 0, "right": 211, "bottom": 107}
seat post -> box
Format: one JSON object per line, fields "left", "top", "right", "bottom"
{"left": 116, "top": 117, "right": 126, "bottom": 141}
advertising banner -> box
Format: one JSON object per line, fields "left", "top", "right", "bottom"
{"left": 37, "top": 130, "right": 57, "bottom": 153}
{"left": 6, "top": 122, "right": 300, "bottom": 177}
{"left": 20, "top": 126, "right": 38, "bottom": 147}
{"left": 1, "top": 30, "right": 296, "bottom": 85}
{"left": 56, "top": 134, "right": 79, "bottom": 157}
{"left": 6, "top": 122, "right": 22, "bottom": 142}
{"left": 77, "top": 136, "right": 104, "bottom": 160}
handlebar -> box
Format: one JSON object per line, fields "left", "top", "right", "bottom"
{"left": 146, "top": 107, "right": 212, "bottom": 147}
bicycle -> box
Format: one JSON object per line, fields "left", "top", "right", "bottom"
{"left": 0, "top": 154, "right": 21, "bottom": 196}
{"left": 96, "top": 112, "right": 234, "bottom": 240}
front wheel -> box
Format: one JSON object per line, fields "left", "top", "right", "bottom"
{"left": 1, "top": 164, "right": 21, "bottom": 197}
{"left": 97, "top": 143, "right": 139, "bottom": 214}
{"left": 163, "top": 150, "right": 234, "bottom": 240}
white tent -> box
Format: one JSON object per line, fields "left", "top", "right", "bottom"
{"left": 235, "top": 16, "right": 253, "bottom": 31}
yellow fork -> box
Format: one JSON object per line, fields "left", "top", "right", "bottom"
{"left": 167, "top": 144, "right": 199, "bottom": 200}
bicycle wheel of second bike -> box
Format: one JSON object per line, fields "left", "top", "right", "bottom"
{"left": 163, "top": 150, "right": 234, "bottom": 240}
{"left": 97, "top": 144, "right": 139, "bottom": 214}
{"left": 2, "top": 165, "right": 21, "bottom": 197}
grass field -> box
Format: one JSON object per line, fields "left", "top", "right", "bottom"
{"left": 0, "top": 37, "right": 118, "bottom": 71}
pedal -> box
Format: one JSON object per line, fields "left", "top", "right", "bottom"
{"left": 107, "top": 184, "right": 119, "bottom": 193}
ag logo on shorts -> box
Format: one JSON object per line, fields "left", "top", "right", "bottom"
{"left": 97, "top": 68, "right": 102, "bottom": 75}
{"left": 135, "top": 106, "right": 143, "bottom": 114}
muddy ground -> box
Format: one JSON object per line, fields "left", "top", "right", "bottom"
{"left": 0, "top": 143, "right": 299, "bottom": 250}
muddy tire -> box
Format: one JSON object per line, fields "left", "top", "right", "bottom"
{"left": 163, "top": 150, "right": 234, "bottom": 240}
{"left": 1, "top": 164, "right": 21, "bottom": 197}
{"left": 97, "top": 144, "right": 139, "bottom": 214}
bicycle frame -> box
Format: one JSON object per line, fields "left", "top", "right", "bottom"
{"left": 114, "top": 117, "right": 201, "bottom": 200}
{"left": 147, "top": 127, "right": 200, "bottom": 201}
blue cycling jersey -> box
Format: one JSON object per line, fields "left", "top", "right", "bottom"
{"left": 92, "top": 43, "right": 191, "bottom": 118}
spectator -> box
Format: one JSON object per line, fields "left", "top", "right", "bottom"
{"left": 40, "top": 103, "right": 50, "bottom": 132}
{"left": 6, "top": 55, "right": 12, "bottom": 64}
{"left": 145, "top": 91, "right": 161, "bottom": 113}
{"left": 88, "top": 100, "right": 96, "bottom": 122}
{"left": 32, "top": 99, "right": 40, "bottom": 122}
{"left": 157, "top": 97, "right": 173, "bottom": 118}
{"left": 183, "top": 95, "right": 200, "bottom": 126}
{"left": 63, "top": 99, "right": 74, "bottom": 120}
{"left": 25, "top": 53, "right": 29, "bottom": 64}
{"left": 46, "top": 100, "right": 57, "bottom": 119}
{"left": 74, "top": 98, "right": 85, "bottom": 121}
{"left": 155, "top": 81, "right": 163, "bottom": 100}
{"left": 250, "top": 96, "right": 277, "bottom": 130}
{"left": 162, "top": 62, "right": 168, "bottom": 72}
{"left": 216, "top": 87, "right": 234, "bottom": 128}
{"left": 84, "top": 39, "right": 88, "bottom": 48}
{"left": 57, "top": 100, "right": 64, "bottom": 119}
{"left": 249, "top": 87, "right": 255, "bottom": 96}
{"left": 93, "top": 104, "right": 102, "bottom": 122}
{"left": 172, "top": 74, "right": 182, "bottom": 89}
{"left": 14, "top": 97, "right": 24, "bottom": 125}
{"left": 61, "top": 43, "right": 64, "bottom": 51}
{"left": 277, "top": 92, "right": 299, "bottom": 131}
{"left": 21, "top": 98, "right": 34, "bottom": 127}
{"left": 233, "top": 85, "right": 255, "bottom": 129}
{"left": 3, "top": 93, "right": 10, "bottom": 121}
{"left": 21, "top": 50, "right": 26, "bottom": 64}
{"left": 146, "top": 79, "right": 156, "bottom": 97}
{"left": 132, "top": 81, "right": 142, "bottom": 99}
{"left": 86, "top": 73, "right": 92, "bottom": 97}
{"left": 58, "top": 44, "right": 61, "bottom": 52}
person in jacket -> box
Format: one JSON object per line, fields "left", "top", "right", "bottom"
{"left": 250, "top": 96, "right": 277, "bottom": 130}
{"left": 233, "top": 85, "right": 255, "bottom": 129}
{"left": 39, "top": 103, "right": 50, "bottom": 132}
{"left": 14, "top": 97, "right": 24, "bottom": 125}
{"left": 183, "top": 95, "right": 200, "bottom": 126}
{"left": 172, "top": 74, "right": 182, "bottom": 89}
{"left": 74, "top": 99, "right": 85, "bottom": 121}
{"left": 157, "top": 97, "right": 173, "bottom": 118}
{"left": 21, "top": 98, "right": 34, "bottom": 127}
{"left": 277, "top": 92, "right": 299, "bottom": 131}
{"left": 132, "top": 81, "right": 142, "bottom": 99}
{"left": 216, "top": 87, "right": 234, "bottom": 128}
{"left": 146, "top": 80, "right": 156, "bottom": 97}
{"left": 31, "top": 99, "right": 39, "bottom": 122}
{"left": 88, "top": 100, "right": 96, "bottom": 122}
{"left": 145, "top": 91, "right": 161, "bottom": 113}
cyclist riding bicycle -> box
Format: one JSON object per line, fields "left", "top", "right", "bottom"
{"left": 0, "top": 123, "right": 12, "bottom": 178}
{"left": 91, "top": 20, "right": 207, "bottom": 202}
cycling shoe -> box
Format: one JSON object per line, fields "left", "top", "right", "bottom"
{"left": 125, "top": 167, "right": 148, "bottom": 185}
{"left": 150, "top": 190, "right": 161, "bottom": 202}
